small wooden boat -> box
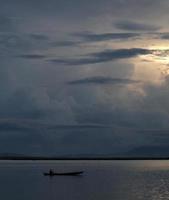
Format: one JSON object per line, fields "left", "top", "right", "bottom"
{"left": 43, "top": 171, "right": 83, "bottom": 176}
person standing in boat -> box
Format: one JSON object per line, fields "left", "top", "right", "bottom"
{"left": 49, "top": 169, "right": 54, "bottom": 175}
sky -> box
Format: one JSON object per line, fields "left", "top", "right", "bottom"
{"left": 0, "top": 0, "right": 169, "bottom": 156}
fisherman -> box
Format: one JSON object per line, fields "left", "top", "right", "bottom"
{"left": 49, "top": 169, "right": 54, "bottom": 175}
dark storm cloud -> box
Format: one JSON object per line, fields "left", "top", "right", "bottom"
{"left": 68, "top": 76, "right": 141, "bottom": 85}
{"left": 128, "top": 145, "right": 169, "bottom": 156}
{"left": 50, "top": 40, "right": 80, "bottom": 47}
{"left": 47, "top": 124, "right": 109, "bottom": 130}
{"left": 139, "top": 129, "right": 169, "bottom": 145}
{"left": 0, "top": 119, "right": 108, "bottom": 132}
{"left": 0, "top": 33, "right": 51, "bottom": 55}
{"left": 160, "top": 33, "right": 169, "bottom": 39}
{"left": 50, "top": 48, "right": 153, "bottom": 65}
{"left": 0, "top": 34, "right": 28, "bottom": 50}
{"left": 50, "top": 32, "right": 141, "bottom": 47}
{"left": 75, "top": 32, "right": 140, "bottom": 42}
{"left": 0, "top": 120, "right": 33, "bottom": 132}
{"left": 75, "top": 105, "right": 169, "bottom": 129}
{"left": 0, "top": 33, "right": 78, "bottom": 56}
{"left": 2, "top": 0, "right": 166, "bottom": 23}
{"left": 29, "top": 34, "right": 49, "bottom": 41}
{"left": 115, "top": 20, "right": 161, "bottom": 31}
{"left": 0, "top": 0, "right": 126, "bottom": 19}
{"left": 50, "top": 31, "right": 169, "bottom": 47}
{"left": 0, "top": 15, "right": 14, "bottom": 32}
{"left": 16, "top": 54, "right": 46, "bottom": 59}
{"left": 0, "top": 0, "right": 169, "bottom": 156}
{"left": 5, "top": 89, "right": 48, "bottom": 119}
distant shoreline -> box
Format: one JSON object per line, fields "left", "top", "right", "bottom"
{"left": 0, "top": 157, "right": 168, "bottom": 161}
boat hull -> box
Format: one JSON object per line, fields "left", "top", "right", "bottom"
{"left": 43, "top": 171, "right": 83, "bottom": 176}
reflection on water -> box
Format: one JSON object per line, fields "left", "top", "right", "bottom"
{"left": 0, "top": 160, "right": 169, "bottom": 200}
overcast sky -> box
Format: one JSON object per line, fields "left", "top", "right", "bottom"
{"left": 1, "top": 0, "right": 169, "bottom": 156}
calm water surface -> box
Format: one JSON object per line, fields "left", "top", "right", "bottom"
{"left": 0, "top": 160, "right": 169, "bottom": 200}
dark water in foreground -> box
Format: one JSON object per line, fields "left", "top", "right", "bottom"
{"left": 0, "top": 160, "right": 169, "bottom": 200}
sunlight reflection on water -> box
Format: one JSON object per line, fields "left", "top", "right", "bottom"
{"left": 0, "top": 160, "right": 168, "bottom": 200}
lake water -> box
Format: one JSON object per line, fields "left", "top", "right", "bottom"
{"left": 0, "top": 160, "right": 169, "bottom": 200}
